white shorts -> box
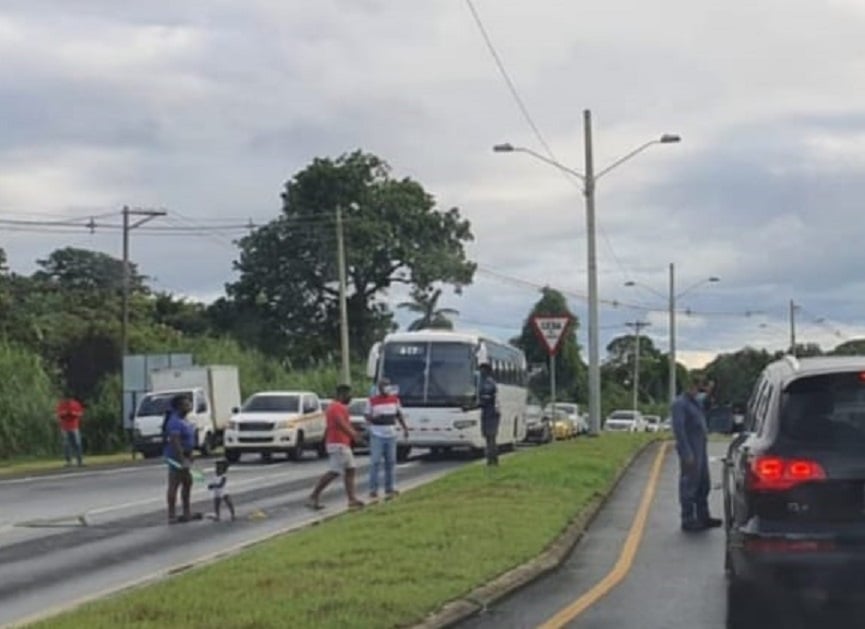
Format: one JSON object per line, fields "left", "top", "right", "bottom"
{"left": 327, "top": 444, "right": 356, "bottom": 474}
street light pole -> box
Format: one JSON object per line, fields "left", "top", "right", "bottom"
{"left": 493, "top": 116, "right": 680, "bottom": 437}
{"left": 583, "top": 110, "right": 601, "bottom": 436}
{"left": 625, "top": 266, "right": 718, "bottom": 410}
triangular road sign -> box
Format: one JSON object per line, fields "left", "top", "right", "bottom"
{"left": 531, "top": 316, "right": 572, "bottom": 356}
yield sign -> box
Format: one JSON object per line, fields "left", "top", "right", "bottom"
{"left": 531, "top": 316, "right": 572, "bottom": 356}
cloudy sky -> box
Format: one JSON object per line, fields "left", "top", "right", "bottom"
{"left": 2, "top": 0, "right": 865, "bottom": 368}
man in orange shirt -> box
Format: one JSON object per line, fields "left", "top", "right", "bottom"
{"left": 56, "top": 397, "right": 84, "bottom": 467}
{"left": 306, "top": 384, "right": 364, "bottom": 511}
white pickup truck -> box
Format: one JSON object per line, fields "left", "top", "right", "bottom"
{"left": 132, "top": 365, "right": 241, "bottom": 458}
{"left": 223, "top": 390, "right": 327, "bottom": 463}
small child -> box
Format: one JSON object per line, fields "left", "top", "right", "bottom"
{"left": 208, "top": 459, "right": 235, "bottom": 521}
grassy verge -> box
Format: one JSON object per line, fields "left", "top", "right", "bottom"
{"left": 0, "top": 451, "right": 140, "bottom": 478}
{"left": 34, "top": 433, "right": 656, "bottom": 629}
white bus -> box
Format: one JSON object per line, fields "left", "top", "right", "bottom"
{"left": 366, "top": 329, "right": 528, "bottom": 460}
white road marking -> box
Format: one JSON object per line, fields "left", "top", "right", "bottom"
{"left": 4, "top": 460, "right": 423, "bottom": 531}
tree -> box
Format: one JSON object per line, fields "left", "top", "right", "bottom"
{"left": 514, "top": 288, "right": 586, "bottom": 404}
{"left": 702, "top": 347, "right": 776, "bottom": 406}
{"left": 34, "top": 247, "right": 146, "bottom": 296}
{"left": 831, "top": 338, "right": 865, "bottom": 356}
{"left": 602, "top": 334, "right": 666, "bottom": 406}
{"left": 398, "top": 287, "right": 459, "bottom": 331}
{"left": 227, "top": 151, "right": 476, "bottom": 363}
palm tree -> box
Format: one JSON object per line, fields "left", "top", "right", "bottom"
{"left": 398, "top": 287, "right": 459, "bottom": 331}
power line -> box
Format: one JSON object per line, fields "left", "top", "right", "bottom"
{"left": 464, "top": 1, "right": 633, "bottom": 285}
{"left": 463, "top": 0, "right": 556, "bottom": 158}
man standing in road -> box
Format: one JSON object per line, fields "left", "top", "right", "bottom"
{"left": 672, "top": 377, "right": 722, "bottom": 532}
{"left": 367, "top": 377, "right": 409, "bottom": 500}
{"left": 479, "top": 362, "right": 500, "bottom": 466}
{"left": 56, "top": 396, "right": 84, "bottom": 467}
{"left": 307, "top": 384, "right": 365, "bottom": 511}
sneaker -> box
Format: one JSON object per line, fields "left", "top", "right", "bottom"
{"left": 385, "top": 490, "right": 400, "bottom": 500}
{"left": 369, "top": 492, "right": 379, "bottom": 500}
{"left": 701, "top": 516, "right": 723, "bottom": 529}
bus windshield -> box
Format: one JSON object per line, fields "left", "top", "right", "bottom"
{"left": 381, "top": 341, "right": 476, "bottom": 407}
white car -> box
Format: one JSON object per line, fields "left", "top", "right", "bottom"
{"left": 604, "top": 409, "right": 645, "bottom": 432}
{"left": 224, "top": 391, "right": 327, "bottom": 463}
{"left": 644, "top": 415, "right": 661, "bottom": 433}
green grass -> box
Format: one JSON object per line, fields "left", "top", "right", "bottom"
{"left": 33, "top": 433, "right": 656, "bottom": 629}
{"left": 0, "top": 451, "right": 139, "bottom": 477}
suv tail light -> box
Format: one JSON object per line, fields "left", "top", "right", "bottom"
{"left": 747, "top": 455, "right": 827, "bottom": 491}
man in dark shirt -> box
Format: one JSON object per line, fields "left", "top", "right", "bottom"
{"left": 672, "top": 377, "right": 722, "bottom": 532}
{"left": 478, "top": 362, "right": 500, "bottom": 466}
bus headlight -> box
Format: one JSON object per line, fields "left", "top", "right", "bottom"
{"left": 454, "top": 420, "right": 478, "bottom": 429}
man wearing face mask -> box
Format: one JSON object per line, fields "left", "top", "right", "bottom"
{"left": 672, "top": 376, "right": 722, "bottom": 532}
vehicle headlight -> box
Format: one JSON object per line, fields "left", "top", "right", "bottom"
{"left": 228, "top": 421, "right": 239, "bottom": 431}
{"left": 454, "top": 419, "right": 478, "bottom": 429}
{"left": 276, "top": 419, "right": 296, "bottom": 430}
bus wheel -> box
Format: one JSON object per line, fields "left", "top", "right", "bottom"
{"left": 396, "top": 445, "right": 411, "bottom": 463}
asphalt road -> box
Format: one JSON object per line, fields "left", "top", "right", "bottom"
{"left": 460, "top": 440, "right": 865, "bottom": 629}
{"left": 459, "top": 442, "right": 730, "bottom": 629}
{"left": 0, "top": 448, "right": 464, "bottom": 628}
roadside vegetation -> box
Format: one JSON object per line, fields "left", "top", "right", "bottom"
{"left": 34, "top": 433, "right": 655, "bottom": 629}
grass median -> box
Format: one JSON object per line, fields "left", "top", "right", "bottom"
{"left": 0, "top": 451, "right": 137, "bottom": 478}
{"left": 33, "top": 433, "right": 656, "bottom": 629}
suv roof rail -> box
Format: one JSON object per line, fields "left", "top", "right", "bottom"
{"left": 782, "top": 354, "right": 800, "bottom": 371}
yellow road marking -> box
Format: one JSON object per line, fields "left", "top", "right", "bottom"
{"left": 536, "top": 441, "right": 669, "bottom": 629}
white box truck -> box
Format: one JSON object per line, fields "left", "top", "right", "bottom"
{"left": 131, "top": 365, "right": 241, "bottom": 458}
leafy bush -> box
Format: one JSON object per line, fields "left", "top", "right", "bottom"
{"left": 82, "top": 374, "right": 126, "bottom": 454}
{"left": 0, "top": 344, "right": 58, "bottom": 458}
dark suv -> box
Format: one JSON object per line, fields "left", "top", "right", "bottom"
{"left": 723, "top": 355, "right": 865, "bottom": 626}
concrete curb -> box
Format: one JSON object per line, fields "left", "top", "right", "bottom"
{"left": 410, "top": 439, "right": 661, "bottom": 629}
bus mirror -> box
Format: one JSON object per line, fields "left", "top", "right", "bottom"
{"left": 366, "top": 343, "right": 381, "bottom": 379}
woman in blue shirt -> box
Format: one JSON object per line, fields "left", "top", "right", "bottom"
{"left": 163, "top": 394, "right": 197, "bottom": 523}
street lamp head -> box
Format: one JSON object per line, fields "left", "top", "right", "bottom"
{"left": 493, "top": 143, "right": 515, "bottom": 153}
{"left": 624, "top": 281, "right": 636, "bottom": 287}
{"left": 659, "top": 134, "right": 681, "bottom": 144}
{"left": 708, "top": 276, "right": 720, "bottom": 283}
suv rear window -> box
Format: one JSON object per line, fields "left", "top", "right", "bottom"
{"left": 781, "top": 372, "right": 865, "bottom": 444}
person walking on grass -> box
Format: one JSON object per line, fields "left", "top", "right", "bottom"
{"left": 56, "top": 397, "right": 84, "bottom": 467}
{"left": 367, "top": 377, "right": 409, "bottom": 501}
{"left": 306, "top": 384, "right": 365, "bottom": 511}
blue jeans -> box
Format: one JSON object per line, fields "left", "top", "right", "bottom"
{"left": 369, "top": 434, "right": 397, "bottom": 495}
{"left": 63, "top": 429, "right": 83, "bottom": 466}
{"left": 679, "top": 452, "right": 710, "bottom": 524}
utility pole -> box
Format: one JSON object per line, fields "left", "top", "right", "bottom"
{"left": 789, "top": 299, "right": 798, "bottom": 356}
{"left": 336, "top": 206, "right": 351, "bottom": 386}
{"left": 583, "top": 109, "right": 601, "bottom": 436}
{"left": 668, "top": 263, "right": 677, "bottom": 408}
{"left": 626, "top": 321, "right": 651, "bottom": 412}
{"left": 121, "top": 207, "right": 166, "bottom": 458}
{"left": 121, "top": 207, "right": 166, "bottom": 356}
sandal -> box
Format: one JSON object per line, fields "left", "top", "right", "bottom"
{"left": 348, "top": 500, "right": 365, "bottom": 510}
{"left": 305, "top": 499, "right": 325, "bottom": 511}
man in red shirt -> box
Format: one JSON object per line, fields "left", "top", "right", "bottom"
{"left": 306, "top": 384, "right": 365, "bottom": 510}
{"left": 56, "top": 398, "right": 84, "bottom": 467}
